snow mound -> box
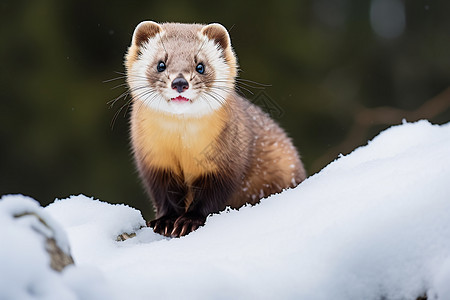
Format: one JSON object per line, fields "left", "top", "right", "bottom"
{"left": 0, "top": 195, "right": 121, "bottom": 300}
{"left": 1, "top": 120, "right": 450, "bottom": 299}
{"left": 46, "top": 194, "right": 147, "bottom": 264}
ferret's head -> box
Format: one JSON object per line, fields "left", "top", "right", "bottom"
{"left": 125, "top": 21, "right": 237, "bottom": 117}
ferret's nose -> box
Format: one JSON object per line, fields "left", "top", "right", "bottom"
{"left": 171, "top": 77, "right": 189, "bottom": 93}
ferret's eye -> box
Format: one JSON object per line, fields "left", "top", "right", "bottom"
{"left": 156, "top": 61, "right": 166, "bottom": 72}
{"left": 196, "top": 63, "right": 205, "bottom": 74}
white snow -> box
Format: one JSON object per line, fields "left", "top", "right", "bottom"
{"left": 1, "top": 120, "right": 450, "bottom": 299}
{"left": 0, "top": 195, "right": 122, "bottom": 300}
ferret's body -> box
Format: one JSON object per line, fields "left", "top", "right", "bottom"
{"left": 126, "top": 22, "right": 306, "bottom": 237}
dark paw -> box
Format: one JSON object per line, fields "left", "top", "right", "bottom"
{"left": 171, "top": 213, "right": 206, "bottom": 238}
{"left": 147, "top": 216, "right": 177, "bottom": 237}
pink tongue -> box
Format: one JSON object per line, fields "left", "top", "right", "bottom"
{"left": 172, "top": 96, "right": 189, "bottom": 102}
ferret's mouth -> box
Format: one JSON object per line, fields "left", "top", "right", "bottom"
{"left": 171, "top": 96, "right": 190, "bottom": 102}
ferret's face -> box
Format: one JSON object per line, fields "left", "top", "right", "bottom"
{"left": 126, "top": 22, "right": 237, "bottom": 117}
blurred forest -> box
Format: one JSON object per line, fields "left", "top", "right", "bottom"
{"left": 1, "top": 0, "right": 449, "bottom": 220}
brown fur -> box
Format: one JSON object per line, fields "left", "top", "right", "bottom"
{"left": 125, "top": 22, "right": 306, "bottom": 237}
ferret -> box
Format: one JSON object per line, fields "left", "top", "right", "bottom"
{"left": 125, "top": 21, "right": 306, "bottom": 237}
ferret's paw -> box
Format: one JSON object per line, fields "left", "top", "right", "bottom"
{"left": 147, "top": 216, "right": 177, "bottom": 237}
{"left": 170, "top": 214, "right": 206, "bottom": 237}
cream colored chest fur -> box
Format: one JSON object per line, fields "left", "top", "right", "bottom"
{"left": 131, "top": 103, "right": 227, "bottom": 178}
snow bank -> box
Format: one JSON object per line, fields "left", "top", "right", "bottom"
{"left": 0, "top": 195, "right": 121, "bottom": 300}
{"left": 1, "top": 120, "right": 450, "bottom": 299}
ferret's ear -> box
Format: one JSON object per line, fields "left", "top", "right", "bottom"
{"left": 201, "top": 23, "right": 231, "bottom": 50}
{"left": 131, "top": 21, "right": 162, "bottom": 47}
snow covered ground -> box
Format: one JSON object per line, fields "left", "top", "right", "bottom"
{"left": 1, "top": 120, "right": 450, "bottom": 300}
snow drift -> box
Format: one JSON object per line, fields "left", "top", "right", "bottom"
{"left": 1, "top": 120, "right": 450, "bottom": 300}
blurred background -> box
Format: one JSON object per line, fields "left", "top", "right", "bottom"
{"left": 1, "top": 0, "right": 449, "bottom": 220}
